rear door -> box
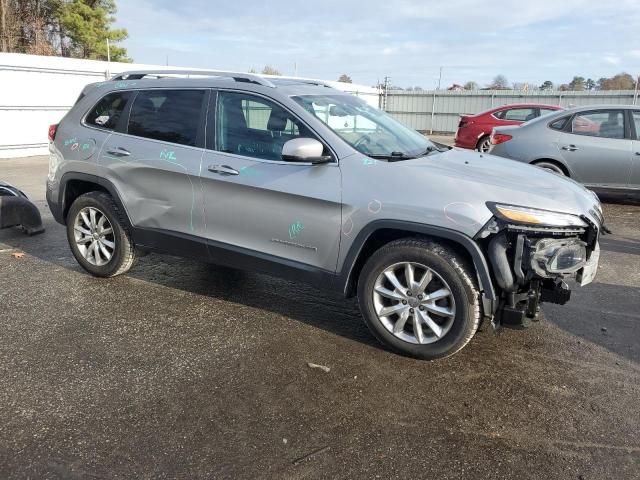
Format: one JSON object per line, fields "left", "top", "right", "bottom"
{"left": 200, "top": 90, "right": 342, "bottom": 272}
{"left": 631, "top": 110, "right": 640, "bottom": 189}
{"left": 99, "top": 88, "right": 208, "bottom": 239}
{"left": 555, "top": 109, "right": 632, "bottom": 188}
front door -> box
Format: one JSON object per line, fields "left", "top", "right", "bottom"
{"left": 99, "top": 88, "right": 208, "bottom": 238}
{"left": 200, "top": 90, "right": 342, "bottom": 273}
{"left": 556, "top": 109, "right": 632, "bottom": 188}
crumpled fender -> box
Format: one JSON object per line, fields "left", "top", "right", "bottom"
{"left": 0, "top": 181, "right": 45, "bottom": 236}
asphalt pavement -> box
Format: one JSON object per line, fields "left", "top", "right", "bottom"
{"left": 1, "top": 155, "right": 639, "bottom": 479}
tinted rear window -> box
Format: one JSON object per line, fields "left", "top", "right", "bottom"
{"left": 128, "top": 89, "right": 205, "bottom": 146}
{"left": 85, "top": 91, "right": 132, "bottom": 130}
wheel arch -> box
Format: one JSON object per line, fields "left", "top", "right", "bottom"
{"left": 59, "top": 172, "right": 131, "bottom": 226}
{"left": 338, "top": 220, "right": 496, "bottom": 314}
{"left": 475, "top": 134, "right": 491, "bottom": 151}
{"left": 530, "top": 158, "right": 571, "bottom": 177}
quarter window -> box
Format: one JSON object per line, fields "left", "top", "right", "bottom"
{"left": 549, "top": 116, "right": 569, "bottom": 131}
{"left": 85, "top": 91, "right": 132, "bottom": 130}
{"left": 216, "top": 91, "right": 316, "bottom": 161}
{"left": 570, "top": 110, "right": 625, "bottom": 139}
{"left": 539, "top": 108, "right": 558, "bottom": 117}
{"left": 128, "top": 89, "right": 205, "bottom": 146}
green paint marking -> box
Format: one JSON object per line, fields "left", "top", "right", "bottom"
{"left": 362, "top": 158, "right": 377, "bottom": 166}
{"left": 288, "top": 221, "right": 304, "bottom": 239}
{"left": 160, "top": 150, "right": 177, "bottom": 161}
{"left": 239, "top": 165, "right": 263, "bottom": 177}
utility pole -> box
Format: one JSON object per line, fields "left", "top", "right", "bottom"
{"left": 105, "top": 38, "right": 111, "bottom": 79}
{"left": 294, "top": 61, "right": 297, "bottom": 77}
{"left": 382, "top": 76, "right": 390, "bottom": 111}
{"left": 437, "top": 66, "right": 443, "bottom": 90}
{"left": 634, "top": 75, "right": 639, "bottom": 105}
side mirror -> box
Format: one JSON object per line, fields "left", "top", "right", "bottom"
{"left": 282, "top": 138, "right": 331, "bottom": 164}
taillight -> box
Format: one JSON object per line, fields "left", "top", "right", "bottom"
{"left": 458, "top": 116, "right": 472, "bottom": 128}
{"left": 48, "top": 124, "right": 58, "bottom": 142}
{"left": 491, "top": 133, "right": 512, "bottom": 145}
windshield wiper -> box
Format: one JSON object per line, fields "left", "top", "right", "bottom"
{"left": 367, "top": 145, "right": 448, "bottom": 162}
{"left": 368, "top": 151, "right": 418, "bottom": 161}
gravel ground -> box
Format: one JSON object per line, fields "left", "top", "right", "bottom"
{"left": 0, "top": 156, "right": 639, "bottom": 480}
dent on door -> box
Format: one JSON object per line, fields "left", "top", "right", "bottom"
{"left": 100, "top": 135, "right": 205, "bottom": 236}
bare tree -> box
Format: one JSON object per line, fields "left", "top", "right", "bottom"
{"left": 463, "top": 81, "right": 478, "bottom": 90}
{"left": 489, "top": 74, "right": 509, "bottom": 89}
{"left": 337, "top": 73, "right": 352, "bottom": 83}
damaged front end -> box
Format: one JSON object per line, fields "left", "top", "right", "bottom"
{"left": 477, "top": 202, "right": 602, "bottom": 329}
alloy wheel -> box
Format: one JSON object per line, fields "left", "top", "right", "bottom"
{"left": 478, "top": 138, "right": 492, "bottom": 153}
{"left": 73, "top": 207, "right": 115, "bottom": 266}
{"left": 372, "top": 262, "right": 456, "bottom": 345}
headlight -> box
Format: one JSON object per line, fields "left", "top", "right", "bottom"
{"left": 487, "top": 203, "right": 588, "bottom": 228}
{"left": 531, "top": 238, "right": 587, "bottom": 276}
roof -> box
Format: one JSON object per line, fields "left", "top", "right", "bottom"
{"left": 103, "top": 70, "right": 359, "bottom": 97}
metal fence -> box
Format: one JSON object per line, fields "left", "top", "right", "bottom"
{"left": 384, "top": 90, "right": 639, "bottom": 134}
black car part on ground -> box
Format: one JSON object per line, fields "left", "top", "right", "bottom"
{"left": 0, "top": 181, "right": 44, "bottom": 236}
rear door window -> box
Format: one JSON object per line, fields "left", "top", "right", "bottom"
{"left": 570, "top": 110, "right": 625, "bottom": 139}
{"left": 85, "top": 91, "right": 132, "bottom": 130}
{"left": 501, "top": 108, "right": 537, "bottom": 121}
{"left": 128, "top": 89, "right": 206, "bottom": 146}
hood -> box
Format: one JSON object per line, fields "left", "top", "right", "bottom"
{"left": 371, "top": 148, "right": 600, "bottom": 234}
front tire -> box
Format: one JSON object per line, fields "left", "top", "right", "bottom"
{"left": 532, "top": 160, "right": 566, "bottom": 176}
{"left": 66, "top": 192, "right": 136, "bottom": 277}
{"left": 357, "top": 238, "right": 480, "bottom": 360}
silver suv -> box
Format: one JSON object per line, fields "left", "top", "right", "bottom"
{"left": 46, "top": 70, "right": 603, "bottom": 359}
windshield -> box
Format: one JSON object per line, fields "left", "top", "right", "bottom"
{"left": 292, "top": 94, "right": 435, "bottom": 158}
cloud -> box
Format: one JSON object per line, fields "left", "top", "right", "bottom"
{"left": 114, "top": 0, "right": 640, "bottom": 87}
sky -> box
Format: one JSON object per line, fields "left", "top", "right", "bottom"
{"left": 114, "top": 0, "right": 640, "bottom": 89}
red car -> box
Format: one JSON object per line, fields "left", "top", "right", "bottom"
{"left": 454, "top": 104, "right": 563, "bottom": 152}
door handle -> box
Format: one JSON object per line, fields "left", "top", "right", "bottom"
{"left": 636, "top": 152, "right": 640, "bottom": 156}
{"left": 208, "top": 164, "right": 239, "bottom": 176}
{"left": 106, "top": 147, "right": 131, "bottom": 157}
{"left": 562, "top": 145, "right": 578, "bottom": 152}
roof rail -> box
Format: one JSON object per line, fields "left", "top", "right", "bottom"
{"left": 110, "top": 70, "right": 276, "bottom": 88}
{"left": 273, "top": 76, "right": 334, "bottom": 88}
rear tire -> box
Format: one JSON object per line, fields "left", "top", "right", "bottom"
{"left": 357, "top": 238, "right": 480, "bottom": 360}
{"left": 532, "top": 160, "right": 566, "bottom": 176}
{"left": 66, "top": 192, "right": 136, "bottom": 277}
{"left": 476, "top": 135, "right": 492, "bottom": 153}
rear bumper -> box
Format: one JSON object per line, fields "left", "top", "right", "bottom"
{"left": 454, "top": 128, "right": 485, "bottom": 149}
{"left": 46, "top": 182, "right": 65, "bottom": 225}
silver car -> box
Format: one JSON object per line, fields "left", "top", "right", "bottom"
{"left": 46, "top": 70, "right": 603, "bottom": 360}
{"left": 490, "top": 105, "right": 640, "bottom": 192}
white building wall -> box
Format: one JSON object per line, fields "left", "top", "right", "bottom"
{"left": 0, "top": 53, "right": 380, "bottom": 158}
